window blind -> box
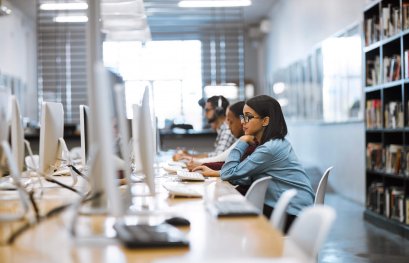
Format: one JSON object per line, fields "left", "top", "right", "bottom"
{"left": 37, "top": 0, "right": 88, "bottom": 125}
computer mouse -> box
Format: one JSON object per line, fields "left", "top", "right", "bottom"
{"left": 164, "top": 216, "right": 191, "bottom": 227}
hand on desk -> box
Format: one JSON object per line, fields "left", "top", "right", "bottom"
{"left": 186, "top": 158, "right": 202, "bottom": 171}
{"left": 192, "top": 165, "right": 220, "bottom": 177}
{"left": 172, "top": 149, "right": 190, "bottom": 161}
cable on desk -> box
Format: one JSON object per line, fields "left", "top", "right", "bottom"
{"left": 67, "top": 164, "right": 89, "bottom": 182}
{"left": 44, "top": 177, "right": 84, "bottom": 197}
{"left": 5, "top": 191, "right": 102, "bottom": 245}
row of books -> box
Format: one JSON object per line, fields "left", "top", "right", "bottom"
{"left": 364, "top": 3, "right": 409, "bottom": 47}
{"left": 366, "top": 143, "right": 409, "bottom": 175}
{"left": 383, "top": 55, "right": 401, "bottom": 82}
{"left": 366, "top": 99, "right": 382, "bottom": 128}
{"left": 366, "top": 56, "right": 380, "bottom": 86}
{"left": 365, "top": 14, "right": 381, "bottom": 46}
{"left": 384, "top": 101, "right": 404, "bottom": 129}
{"left": 365, "top": 100, "right": 409, "bottom": 128}
{"left": 382, "top": 4, "right": 401, "bottom": 38}
{"left": 367, "top": 182, "right": 408, "bottom": 224}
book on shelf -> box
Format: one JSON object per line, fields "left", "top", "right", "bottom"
{"left": 366, "top": 56, "right": 380, "bottom": 85}
{"left": 406, "top": 148, "right": 409, "bottom": 176}
{"left": 388, "top": 187, "right": 405, "bottom": 222}
{"left": 365, "top": 14, "right": 380, "bottom": 46}
{"left": 385, "top": 144, "right": 403, "bottom": 174}
{"left": 367, "top": 182, "right": 385, "bottom": 214}
{"left": 404, "top": 50, "right": 409, "bottom": 79}
{"left": 384, "top": 101, "right": 404, "bottom": 129}
{"left": 383, "top": 55, "right": 401, "bottom": 82}
{"left": 366, "top": 99, "right": 382, "bottom": 128}
{"left": 382, "top": 4, "right": 401, "bottom": 38}
{"left": 403, "top": 3, "right": 409, "bottom": 30}
{"left": 366, "top": 142, "right": 384, "bottom": 171}
{"left": 406, "top": 197, "right": 409, "bottom": 225}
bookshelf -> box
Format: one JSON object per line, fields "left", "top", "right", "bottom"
{"left": 364, "top": 0, "right": 409, "bottom": 238}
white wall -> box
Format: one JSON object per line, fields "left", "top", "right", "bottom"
{"left": 286, "top": 121, "right": 366, "bottom": 204}
{"left": 0, "top": 0, "right": 37, "bottom": 122}
{"left": 259, "top": 0, "right": 369, "bottom": 204}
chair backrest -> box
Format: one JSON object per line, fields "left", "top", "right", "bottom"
{"left": 270, "top": 189, "right": 297, "bottom": 233}
{"left": 283, "top": 205, "right": 336, "bottom": 263}
{"left": 244, "top": 176, "right": 271, "bottom": 212}
{"left": 314, "top": 166, "right": 333, "bottom": 205}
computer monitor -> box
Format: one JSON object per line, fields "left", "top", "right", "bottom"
{"left": 85, "top": 62, "right": 124, "bottom": 216}
{"left": 11, "top": 96, "right": 25, "bottom": 172}
{"left": 113, "top": 84, "right": 132, "bottom": 198}
{"left": 137, "top": 87, "right": 156, "bottom": 195}
{"left": 39, "top": 101, "right": 64, "bottom": 175}
{"left": 79, "top": 104, "right": 90, "bottom": 167}
{"left": 0, "top": 88, "right": 11, "bottom": 176}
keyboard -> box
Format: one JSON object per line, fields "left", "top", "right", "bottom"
{"left": 176, "top": 170, "right": 205, "bottom": 181}
{"left": 113, "top": 222, "right": 189, "bottom": 248}
{"left": 162, "top": 184, "right": 202, "bottom": 198}
{"left": 207, "top": 200, "right": 261, "bottom": 217}
{"left": 162, "top": 164, "right": 187, "bottom": 174}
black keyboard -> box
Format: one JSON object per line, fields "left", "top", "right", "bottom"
{"left": 113, "top": 222, "right": 189, "bottom": 248}
{"left": 207, "top": 200, "right": 261, "bottom": 217}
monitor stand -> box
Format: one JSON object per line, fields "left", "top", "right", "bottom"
{"left": 57, "top": 137, "right": 78, "bottom": 186}
{"left": 0, "top": 141, "right": 32, "bottom": 222}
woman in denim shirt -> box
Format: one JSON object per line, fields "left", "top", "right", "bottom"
{"left": 220, "top": 95, "right": 315, "bottom": 233}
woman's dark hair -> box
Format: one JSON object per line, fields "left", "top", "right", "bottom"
{"left": 228, "top": 101, "right": 245, "bottom": 118}
{"left": 245, "top": 95, "right": 287, "bottom": 144}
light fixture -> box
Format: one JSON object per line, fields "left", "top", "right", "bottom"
{"left": 178, "top": 0, "right": 251, "bottom": 8}
{"left": 273, "top": 82, "right": 286, "bottom": 94}
{"left": 40, "top": 2, "right": 88, "bottom": 11}
{"left": 54, "top": 15, "right": 88, "bottom": 23}
{"left": 102, "top": 15, "right": 147, "bottom": 32}
{"left": 101, "top": 0, "right": 144, "bottom": 16}
{"left": 0, "top": 0, "right": 11, "bottom": 16}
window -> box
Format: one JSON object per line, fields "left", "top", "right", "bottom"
{"left": 103, "top": 40, "right": 203, "bottom": 129}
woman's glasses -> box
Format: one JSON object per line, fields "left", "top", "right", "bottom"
{"left": 240, "top": 114, "right": 261, "bottom": 123}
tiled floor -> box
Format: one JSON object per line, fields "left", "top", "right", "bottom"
{"left": 319, "top": 193, "right": 409, "bottom": 263}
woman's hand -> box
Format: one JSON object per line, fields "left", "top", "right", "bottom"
{"left": 192, "top": 165, "right": 220, "bottom": 177}
{"left": 239, "top": 135, "right": 256, "bottom": 144}
{"left": 172, "top": 152, "right": 190, "bottom": 161}
{"left": 186, "top": 158, "right": 201, "bottom": 171}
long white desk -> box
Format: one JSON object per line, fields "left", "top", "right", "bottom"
{"left": 0, "top": 168, "right": 283, "bottom": 263}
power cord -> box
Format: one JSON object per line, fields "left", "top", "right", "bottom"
{"left": 5, "top": 191, "right": 101, "bottom": 245}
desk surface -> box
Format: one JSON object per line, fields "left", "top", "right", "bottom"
{"left": 0, "top": 172, "right": 283, "bottom": 263}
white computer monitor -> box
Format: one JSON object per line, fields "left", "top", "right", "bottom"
{"left": 0, "top": 88, "right": 11, "bottom": 176}
{"left": 113, "top": 84, "right": 132, "bottom": 197}
{"left": 80, "top": 104, "right": 90, "bottom": 167}
{"left": 38, "top": 101, "right": 64, "bottom": 175}
{"left": 138, "top": 87, "right": 156, "bottom": 195}
{"left": 85, "top": 63, "right": 123, "bottom": 217}
{"left": 11, "top": 96, "right": 25, "bottom": 172}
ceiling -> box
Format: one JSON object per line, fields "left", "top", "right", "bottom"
{"left": 12, "top": 0, "right": 276, "bottom": 38}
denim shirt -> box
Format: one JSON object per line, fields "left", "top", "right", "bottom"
{"left": 220, "top": 139, "right": 315, "bottom": 216}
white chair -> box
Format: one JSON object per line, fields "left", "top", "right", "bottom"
{"left": 244, "top": 176, "right": 271, "bottom": 212}
{"left": 283, "top": 205, "right": 336, "bottom": 263}
{"left": 270, "top": 189, "right": 297, "bottom": 233}
{"left": 314, "top": 166, "right": 333, "bottom": 205}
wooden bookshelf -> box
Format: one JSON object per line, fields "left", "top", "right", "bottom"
{"left": 364, "top": 0, "right": 409, "bottom": 238}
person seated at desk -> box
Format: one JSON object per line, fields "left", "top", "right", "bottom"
{"left": 220, "top": 95, "right": 315, "bottom": 233}
{"left": 173, "top": 95, "right": 236, "bottom": 160}
{"left": 189, "top": 101, "right": 257, "bottom": 178}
